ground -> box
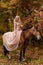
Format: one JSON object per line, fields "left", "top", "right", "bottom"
{"left": 0, "top": 35, "right": 43, "bottom": 65}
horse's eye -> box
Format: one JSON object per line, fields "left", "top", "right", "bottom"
{"left": 33, "top": 29, "right": 35, "bottom": 31}
{"left": 34, "top": 29, "right": 36, "bottom": 32}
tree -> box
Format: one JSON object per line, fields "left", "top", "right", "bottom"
{"left": 14, "top": 0, "right": 41, "bottom": 18}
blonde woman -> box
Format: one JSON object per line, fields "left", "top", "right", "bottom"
{"left": 3, "top": 16, "right": 23, "bottom": 59}
{"left": 14, "top": 16, "right": 22, "bottom": 34}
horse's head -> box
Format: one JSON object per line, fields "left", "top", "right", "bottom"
{"left": 30, "top": 26, "right": 41, "bottom": 40}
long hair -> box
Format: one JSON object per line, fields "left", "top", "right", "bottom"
{"left": 14, "top": 16, "right": 21, "bottom": 23}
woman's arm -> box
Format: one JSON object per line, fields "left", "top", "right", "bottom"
{"left": 14, "top": 20, "right": 17, "bottom": 30}
{"left": 19, "top": 21, "right": 23, "bottom": 30}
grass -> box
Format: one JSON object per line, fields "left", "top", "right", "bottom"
{"left": 0, "top": 35, "right": 43, "bottom": 65}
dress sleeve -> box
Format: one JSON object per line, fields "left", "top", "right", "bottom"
{"left": 14, "top": 20, "right": 17, "bottom": 30}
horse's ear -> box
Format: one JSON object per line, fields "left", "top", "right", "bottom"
{"left": 32, "top": 26, "right": 34, "bottom": 30}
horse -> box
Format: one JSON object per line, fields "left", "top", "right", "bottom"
{"left": 19, "top": 25, "right": 41, "bottom": 61}
{"left": 3, "top": 25, "right": 41, "bottom": 61}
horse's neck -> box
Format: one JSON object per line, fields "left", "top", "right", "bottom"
{"left": 24, "top": 29, "right": 31, "bottom": 39}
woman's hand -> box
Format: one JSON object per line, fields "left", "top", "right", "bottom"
{"left": 20, "top": 25, "right": 23, "bottom": 30}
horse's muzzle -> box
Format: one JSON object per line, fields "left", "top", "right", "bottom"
{"left": 36, "top": 35, "right": 41, "bottom": 40}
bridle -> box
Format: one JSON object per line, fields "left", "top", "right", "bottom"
{"left": 34, "top": 24, "right": 41, "bottom": 36}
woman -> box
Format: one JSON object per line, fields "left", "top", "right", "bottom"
{"left": 3, "top": 16, "right": 23, "bottom": 52}
{"left": 14, "top": 16, "right": 22, "bottom": 34}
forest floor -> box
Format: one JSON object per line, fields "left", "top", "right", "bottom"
{"left": 0, "top": 35, "right": 43, "bottom": 65}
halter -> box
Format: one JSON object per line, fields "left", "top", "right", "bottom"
{"left": 34, "top": 24, "right": 41, "bottom": 36}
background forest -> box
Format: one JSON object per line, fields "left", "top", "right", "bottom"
{"left": 0, "top": 0, "right": 43, "bottom": 65}
{"left": 0, "top": 0, "right": 43, "bottom": 33}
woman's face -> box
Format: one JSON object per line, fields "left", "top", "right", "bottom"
{"left": 15, "top": 17, "right": 19, "bottom": 22}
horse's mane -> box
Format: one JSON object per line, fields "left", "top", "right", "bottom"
{"left": 23, "top": 25, "right": 33, "bottom": 31}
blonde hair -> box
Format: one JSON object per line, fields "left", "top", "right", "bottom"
{"left": 14, "top": 16, "right": 21, "bottom": 22}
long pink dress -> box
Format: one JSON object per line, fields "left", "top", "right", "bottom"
{"left": 3, "top": 19, "right": 22, "bottom": 51}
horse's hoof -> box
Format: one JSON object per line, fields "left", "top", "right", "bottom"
{"left": 19, "top": 58, "right": 22, "bottom": 62}
{"left": 19, "top": 58, "right": 25, "bottom": 62}
{"left": 22, "top": 58, "right": 25, "bottom": 61}
{"left": 7, "top": 54, "right": 11, "bottom": 60}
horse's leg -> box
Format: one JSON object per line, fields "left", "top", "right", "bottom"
{"left": 3, "top": 45, "right": 11, "bottom": 59}
{"left": 19, "top": 48, "right": 23, "bottom": 61}
{"left": 22, "top": 46, "right": 26, "bottom": 61}
{"left": 3, "top": 45, "right": 9, "bottom": 56}
{"left": 22, "top": 41, "right": 27, "bottom": 61}
{"left": 23, "top": 46, "right": 25, "bottom": 58}
{"left": 19, "top": 32, "right": 25, "bottom": 61}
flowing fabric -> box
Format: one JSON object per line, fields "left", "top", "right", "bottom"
{"left": 3, "top": 16, "right": 22, "bottom": 51}
{"left": 3, "top": 31, "right": 22, "bottom": 51}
